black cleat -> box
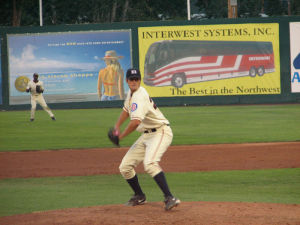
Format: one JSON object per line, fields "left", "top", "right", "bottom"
{"left": 51, "top": 116, "right": 56, "bottom": 121}
{"left": 125, "top": 194, "right": 146, "bottom": 206}
{"left": 164, "top": 196, "right": 180, "bottom": 211}
{"left": 30, "top": 118, "right": 34, "bottom": 122}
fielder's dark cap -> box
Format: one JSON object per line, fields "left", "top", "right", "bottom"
{"left": 126, "top": 68, "right": 141, "bottom": 80}
{"left": 33, "top": 73, "right": 39, "bottom": 77}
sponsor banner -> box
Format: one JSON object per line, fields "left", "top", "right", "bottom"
{"left": 290, "top": 22, "right": 300, "bottom": 93}
{"left": 138, "top": 23, "right": 280, "bottom": 97}
{"left": 8, "top": 30, "right": 132, "bottom": 105}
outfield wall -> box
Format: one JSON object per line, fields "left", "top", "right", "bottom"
{"left": 1, "top": 16, "right": 300, "bottom": 110}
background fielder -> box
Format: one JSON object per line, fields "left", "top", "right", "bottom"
{"left": 26, "top": 73, "right": 55, "bottom": 122}
{"left": 112, "top": 68, "right": 180, "bottom": 211}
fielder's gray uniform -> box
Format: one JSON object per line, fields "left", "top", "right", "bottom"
{"left": 26, "top": 80, "right": 54, "bottom": 120}
{"left": 119, "top": 86, "right": 173, "bottom": 179}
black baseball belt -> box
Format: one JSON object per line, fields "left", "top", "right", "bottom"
{"left": 144, "top": 124, "right": 170, "bottom": 133}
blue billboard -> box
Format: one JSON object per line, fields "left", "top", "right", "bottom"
{"left": 8, "top": 30, "right": 132, "bottom": 104}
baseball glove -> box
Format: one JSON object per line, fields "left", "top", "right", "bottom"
{"left": 108, "top": 127, "right": 120, "bottom": 147}
{"left": 36, "top": 85, "right": 43, "bottom": 93}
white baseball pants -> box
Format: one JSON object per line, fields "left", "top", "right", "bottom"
{"left": 119, "top": 124, "right": 173, "bottom": 179}
{"left": 31, "top": 94, "right": 54, "bottom": 119}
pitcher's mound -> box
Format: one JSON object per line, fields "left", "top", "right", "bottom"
{"left": 1, "top": 201, "right": 300, "bottom": 225}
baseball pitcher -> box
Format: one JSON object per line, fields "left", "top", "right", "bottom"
{"left": 108, "top": 68, "right": 180, "bottom": 211}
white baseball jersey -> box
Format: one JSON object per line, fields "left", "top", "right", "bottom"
{"left": 120, "top": 86, "right": 173, "bottom": 179}
{"left": 26, "top": 80, "right": 54, "bottom": 119}
{"left": 123, "top": 86, "right": 169, "bottom": 132}
{"left": 27, "top": 80, "right": 44, "bottom": 96}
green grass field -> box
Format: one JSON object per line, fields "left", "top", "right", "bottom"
{"left": 1, "top": 169, "right": 300, "bottom": 217}
{"left": 0, "top": 104, "right": 299, "bottom": 217}
{"left": 0, "top": 104, "right": 299, "bottom": 151}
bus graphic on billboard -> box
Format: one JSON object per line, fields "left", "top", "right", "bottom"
{"left": 143, "top": 40, "right": 275, "bottom": 88}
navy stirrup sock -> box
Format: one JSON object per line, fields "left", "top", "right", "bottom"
{"left": 154, "top": 171, "right": 172, "bottom": 197}
{"left": 126, "top": 175, "right": 144, "bottom": 196}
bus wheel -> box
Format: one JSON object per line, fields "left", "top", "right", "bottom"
{"left": 171, "top": 74, "right": 186, "bottom": 88}
{"left": 257, "top": 66, "right": 265, "bottom": 76}
{"left": 249, "top": 67, "right": 257, "bottom": 77}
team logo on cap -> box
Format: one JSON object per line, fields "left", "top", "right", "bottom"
{"left": 131, "top": 103, "right": 138, "bottom": 112}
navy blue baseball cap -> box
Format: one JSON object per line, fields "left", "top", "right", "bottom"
{"left": 126, "top": 68, "right": 141, "bottom": 80}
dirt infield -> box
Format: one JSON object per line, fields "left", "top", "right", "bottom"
{"left": 1, "top": 142, "right": 300, "bottom": 225}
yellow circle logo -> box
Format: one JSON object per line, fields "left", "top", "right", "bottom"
{"left": 15, "top": 76, "right": 30, "bottom": 92}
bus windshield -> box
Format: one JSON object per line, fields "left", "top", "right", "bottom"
{"left": 145, "top": 42, "right": 161, "bottom": 74}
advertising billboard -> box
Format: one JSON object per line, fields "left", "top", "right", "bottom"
{"left": 8, "top": 30, "right": 132, "bottom": 105}
{"left": 138, "top": 23, "right": 280, "bottom": 97}
{"left": 290, "top": 22, "right": 300, "bottom": 93}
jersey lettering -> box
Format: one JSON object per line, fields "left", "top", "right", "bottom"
{"left": 149, "top": 97, "right": 157, "bottom": 109}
